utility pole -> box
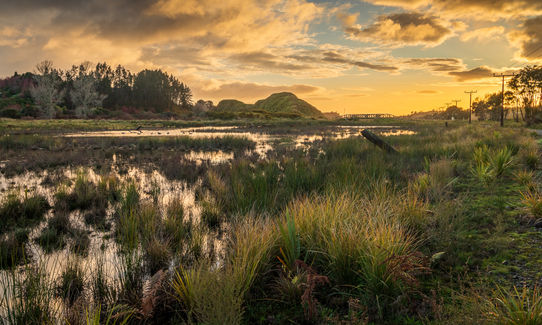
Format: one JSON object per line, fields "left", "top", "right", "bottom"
{"left": 452, "top": 99, "right": 461, "bottom": 107}
{"left": 465, "top": 90, "right": 477, "bottom": 124}
{"left": 450, "top": 100, "right": 460, "bottom": 120}
{"left": 493, "top": 73, "right": 516, "bottom": 127}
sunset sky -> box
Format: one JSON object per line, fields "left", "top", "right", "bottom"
{"left": 1, "top": 0, "right": 542, "bottom": 115}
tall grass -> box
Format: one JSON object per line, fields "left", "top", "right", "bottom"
{"left": 0, "top": 261, "right": 60, "bottom": 323}
{"left": 282, "top": 190, "right": 426, "bottom": 319}
{"left": 483, "top": 286, "right": 542, "bottom": 324}
{"left": 172, "top": 262, "right": 244, "bottom": 324}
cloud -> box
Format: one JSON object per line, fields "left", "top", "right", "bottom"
{"left": 460, "top": 26, "right": 505, "bottom": 42}
{"left": 0, "top": 0, "right": 323, "bottom": 75}
{"left": 341, "top": 12, "right": 453, "bottom": 47}
{"left": 402, "top": 58, "right": 464, "bottom": 72}
{"left": 508, "top": 16, "right": 542, "bottom": 61}
{"left": 448, "top": 66, "right": 494, "bottom": 81}
{"left": 229, "top": 51, "right": 312, "bottom": 72}
{"left": 192, "top": 80, "right": 322, "bottom": 102}
{"left": 416, "top": 89, "right": 440, "bottom": 94}
{"left": 319, "top": 51, "right": 399, "bottom": 71}
{"left": 226, "top": 47, "right": 399, "bottom": 75}
{"left": 139, "top": 45, "right": 213, "bottom": 67}
{"left": 362, "top": 0, "right": 542, "bottom": 19}
{"left": 2, "top": 0, "right": 321, "bottom": 49}
{"left": 400, "top": 58, "right": 510, "bottom": 82}
{"left": 0, "top": 27, "right": 30, "bottom": 48}
{"left": 361, "top": 0, "right": 428, "bottom": 9}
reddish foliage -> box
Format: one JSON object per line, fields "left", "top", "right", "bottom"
{"left": 295, "top": 260, "right": 330, "bottom": 321}
{"left": 0, "top": 73, "right": 35, "bottom": 95}
{"left": 384, "top": 251, "right": 431, "bottom": 288}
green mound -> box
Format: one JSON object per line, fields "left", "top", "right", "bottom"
{"left": 215, "top": 99, "right": 252, "bottom": 111}
{"left": 254, "top": 92, "right": 323, "bottom": 118}
{"left": 213, "top": 92, "right": 324, "bottom": 119}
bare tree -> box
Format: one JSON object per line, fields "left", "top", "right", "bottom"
{"left": 35, "top": 60, "right": 54, "bottom": 75}
{"left": 70, "top": 75, "right": 106, "bottom": 118}
{"left": 30, "top": 61, "right": 64, "bottom": 119}
{"left": 192, "top": 99, "right": 213, "bottom": 116}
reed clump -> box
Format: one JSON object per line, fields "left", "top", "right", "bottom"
{"left": 0, "top": 192, "right": 50, "bottom": 233}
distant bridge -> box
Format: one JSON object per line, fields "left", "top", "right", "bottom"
{"left": 344, "top": 113, "right": 394, "bottom": 119}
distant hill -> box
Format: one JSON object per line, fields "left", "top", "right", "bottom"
{"left": 214, "top": 92, "right": 324, "bottom": 119}
{"left": 215, "top": 99, "right": 252, "bottom": 111}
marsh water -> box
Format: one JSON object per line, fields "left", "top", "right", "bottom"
{"left": 0, "top": 124, "right": 415, "bottom": 320}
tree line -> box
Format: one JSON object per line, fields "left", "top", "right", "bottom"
{"left": 410, "top": 65, "right": 542, "bottom": 123}
{"left": 472, "top": 65, "right": 541, "bottom": 123}
{"left": 0, "top": 61, "right": 193, "bottom": 119}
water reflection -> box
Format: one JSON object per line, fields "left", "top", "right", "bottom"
{"left": 0, "top": 124, "right": 420, "bottom": 321}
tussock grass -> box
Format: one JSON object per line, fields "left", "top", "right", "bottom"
{"left": 172, "top": 262, "right": 244, "bottom": 325}
{"left": 0, "top": 192, "right": 50, "bottom": 233}
{"left": 0, "top": 230, "right": 30, "bottom": 269}
{"left": 57, "top": 260, "right": 85, "bottom": 306}
{"left": 482, "top": 286, "right": 542, "bottom": 324}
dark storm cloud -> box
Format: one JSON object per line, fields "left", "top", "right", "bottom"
{"left": 509, "top": 16, "right": 542, "bottom": 61}
{"left": 363, "top": 0, "right": 542, "bottom": 17}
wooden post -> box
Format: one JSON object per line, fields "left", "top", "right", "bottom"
{"left": 361, "top": 129, "right": 398, "bottom": 154}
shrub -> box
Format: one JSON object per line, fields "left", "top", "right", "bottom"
{"left": 515, "top": 169, "right": 535, "bottom": 186}
{"left": 521, "top": 189, "right": 542, "bottom": 219}
{"left": 491, "top": 146, "right": 515, "bottom": 177}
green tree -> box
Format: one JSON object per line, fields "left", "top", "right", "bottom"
{"left": 508, "top": 65, "right": 542, "bottom": 122}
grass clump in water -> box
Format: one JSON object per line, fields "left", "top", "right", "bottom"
{"left": 0, "top": 192, "right": 50, "bottom": 233}
{"left": 57, "top": 261, "right": 85, "bottom": 306}
{"left": 0, "top": 229, "right": 30, "bottom": 269}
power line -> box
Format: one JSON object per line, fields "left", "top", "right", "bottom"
{"left": 465, "top": 90, "right": 477, "bottom": 124}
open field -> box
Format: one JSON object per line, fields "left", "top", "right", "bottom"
{"left": 0, "top": 119, "right": 541, "bottom": 324}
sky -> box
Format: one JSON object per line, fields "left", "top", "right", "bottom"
{"left": 1, "top": 0, "right": 542, "bottom": 115}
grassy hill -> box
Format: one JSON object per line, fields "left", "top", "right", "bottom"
{"left": 213, "top": 92, "right": 324, "bottom": 119}
{"left": 215, "top": 99, "right": 252, "bottom": 111}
